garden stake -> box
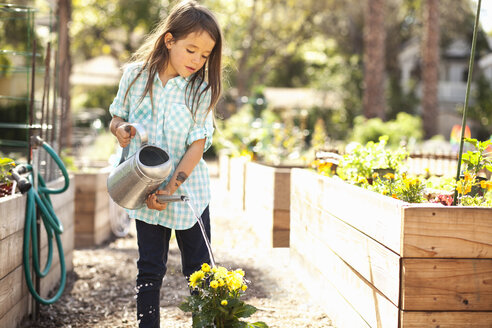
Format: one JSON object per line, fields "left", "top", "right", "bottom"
{"left": 453, "top": 0, "right": 482, "bottom": 205}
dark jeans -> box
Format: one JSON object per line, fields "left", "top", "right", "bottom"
{"left": 135, "top": 206, "right": 211, "bottom": 328}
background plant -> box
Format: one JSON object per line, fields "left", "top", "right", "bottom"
{"left": 336, "top": 136, "right": 408, "bottom": 182}
{"left": 0, "top": 157, "right": 15, "bottom": 185}
{"left": 460, "top": 138, "right": 492, "bottom": 176}
{"left": 350, "top": 112, "right": 423, "bottom": 147}
{"left": 395, "top": 173, "right": 426, "bottom": 203}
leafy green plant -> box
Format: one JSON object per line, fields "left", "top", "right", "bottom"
{"left": 0, "top": 157, "right": 15, "bottom": 184}
{"left": 460, "top": 138, "right": 492, "bottom": 176}
{"left": 179, "top": 263, "right": 268, "bottom": 328}
{"left": 350, "top": 112, "right": 423, "bottom": 147}
{"left": 336, "top": 136, "right": 408, "bottom": 183}
{"left": 0, "top": 158, "right": 15, "bottom": 198}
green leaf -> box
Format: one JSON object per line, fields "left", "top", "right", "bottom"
{"left": 235, "top": 304, "right": 258, "bottom": 318}
{"left": 465, "top": 138, "right": 478, "bottom": 147}
{"left": 192, "top": 312, "right": 215, "bottom": 328}
{"left": 178, "top": 301, "right": 193, "bottom": 313}
{"left": 247, "top": 322, "right": 269, "bottom": 328}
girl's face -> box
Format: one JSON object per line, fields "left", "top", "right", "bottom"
{"left": 165, "top": 30, "right": 215, "bottom": 78}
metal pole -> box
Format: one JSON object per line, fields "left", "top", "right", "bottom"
{"left": 453, "top": 0, "right": 482, "bottom": 205}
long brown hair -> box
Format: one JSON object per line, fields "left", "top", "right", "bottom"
{"left": 124, "top": 0, "right": 222, "bottom": 118}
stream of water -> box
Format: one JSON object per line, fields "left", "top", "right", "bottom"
{"left": 184, "top": 198, "right": 216, "bottom": 268}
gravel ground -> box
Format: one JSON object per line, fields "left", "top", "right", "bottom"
{"left": 21, "top": 162, "right": 334, "bottom": 328}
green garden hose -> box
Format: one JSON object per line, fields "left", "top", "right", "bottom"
{"left": 22, "top": 139, "right": 70, "bottom": 305}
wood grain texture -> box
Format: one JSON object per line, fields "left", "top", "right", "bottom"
{"left": 402, "top": 206, "right": 492, "bottom": 258}
{"left": 400, "top": 310, "right": 492, "bottom": 327}
{"left": 290, "top": 214, "right": 399, "bottom": 327}
{"left": 291, "top": 169, "right": 404, "bottom": 254}
{"left": 402, "top": 258, "right": 492, "bottom": 311}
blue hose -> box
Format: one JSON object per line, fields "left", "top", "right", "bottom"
{"left": 22, "top": 140, "right": 70, "bottom": 305}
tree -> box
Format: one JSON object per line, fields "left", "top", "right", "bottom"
{"left": 363, "top": 0, "right": 386, "bottom": 119}
{"left": 70, "top": 0, "right": 167, "bottom": 63}
{"left": 421, "top": 0, "right": 440, "bottom": 138}
{"left": 204, "top": 0, "right": 330, "bottom": 97}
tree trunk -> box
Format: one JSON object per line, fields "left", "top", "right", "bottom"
{"left": 421, "top": 0, "right": 440, "bottom": 139}
{"left": 363, "top": 0, "right": 386, "bottom": 119}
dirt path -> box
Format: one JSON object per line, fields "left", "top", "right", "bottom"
{"left": 21, "top": 163, "right": 334, "bottom": 328}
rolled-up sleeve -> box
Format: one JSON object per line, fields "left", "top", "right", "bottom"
{"left": 109, "top": 65, "right": 134, "bottom": 120}
{"left": 186, "top": 90, "right": 214, "bottom": 152}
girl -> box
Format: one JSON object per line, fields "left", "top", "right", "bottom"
{"left": 108, "top": 1, "right": 222, "bottom": 327}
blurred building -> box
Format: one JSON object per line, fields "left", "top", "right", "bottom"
{"left": 398, "top": 36, "right": 492, "bottom": 137}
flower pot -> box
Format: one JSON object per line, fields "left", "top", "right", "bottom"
{"left": 290, "top": 168, "right": 492, "bottom": 328}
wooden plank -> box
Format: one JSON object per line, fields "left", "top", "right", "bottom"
{"left": 0, "top": 194, "right": 26, "bottom": 240}
{"left": 75, "top": 190, "right": 108, "bottom": 214}
{"left": 273, "top": 209, "right": 289, "bottom": 230}
{"left": 402, "top": 258, "right": 492, "bottom": 311}
{"left": 218, "top": 153, "right": 230, "bottom": 190}
{"left": 75, "top": 233, "right": 96, "bottom": 248}
{"left": 291, "top": 168, "right": 404, "bottom": 254}
{"left": 244, "top": 162, "right": 275, "bottom": 247}
{"left": 0, "top": 266, "right": 24, "bottom": 320}
{"left": 229, "top": 157, "right": 248, "bottom": 211}
{"left": 244, "top": 162, "right": 274, "bottom": 212}
{"left": 292, "top": 196, "right": 401, "bottom": 305}
{"left": 400, "top": 311, "right": 492, "bottom": 327}
{"left": 0, "top": 294, "right": 30, "bottom": 328}
{"left": 74, "top": 171, "right": 109, "bottom": 192}
{"left": 290, "top": 215, "right": 399, "bottom": 327}
{"left": 93, "top": 221, "right": 112, "bottom": 245}
{"left": 291, "top": 248, "right": 371, "bottom": 328}
{"left": 0, "top": 230, "right": 23, "bottom": 280}
{"left": 75, "top": 212, "right": 96, "bottom": 233}
{"left": 402, "top": 206, "right": 492, "bottom": 258}
{"left": 273, "top": 169, "right": 290, "bottom": 210}
{"left": 272, "top": 229, "right": 289, "bottom": 248}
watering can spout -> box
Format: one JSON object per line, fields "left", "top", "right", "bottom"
{"left": 156, "top": 194, "right": 189, "bottom": 203}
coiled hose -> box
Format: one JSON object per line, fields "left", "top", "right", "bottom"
{"left": 20, "top": 140, "right": 70, "bottom": 305}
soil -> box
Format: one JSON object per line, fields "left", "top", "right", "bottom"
{"left": 20, "top": 168, "right": 334, "bottom": 328}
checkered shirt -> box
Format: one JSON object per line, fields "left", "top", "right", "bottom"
{"left": 109, "top": 62, "right": 214, "bottom": 230}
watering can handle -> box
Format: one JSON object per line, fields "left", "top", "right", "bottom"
{"left": 119, "top": 123, "right": 148, "bottom": 165}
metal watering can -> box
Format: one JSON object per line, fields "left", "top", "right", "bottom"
{"left": 107, "top": 123, "right": 174, "bottom": 209}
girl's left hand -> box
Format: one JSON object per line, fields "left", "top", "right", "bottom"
{"left": 146, "top": 189, "right": 170, "bottom": 211}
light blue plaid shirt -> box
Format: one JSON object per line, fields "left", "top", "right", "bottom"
{"left": 109, "top": 62, "right": 214, "bottom": 230}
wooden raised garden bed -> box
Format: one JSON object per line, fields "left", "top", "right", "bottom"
{"left": 290, "top": 168, "right": 492, "bottom": 327}
{"left": 74, "top": 169, "right": 113, "bottom": 248}
{"left": 244, "top": 161, "right": 292, "bottom": 247}
{"left": 0, "top": 177, "right": 75, "bottom": 328}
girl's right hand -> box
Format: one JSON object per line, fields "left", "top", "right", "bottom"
{"left": 115, "top": 124, "right": 136, "bottom": 148}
